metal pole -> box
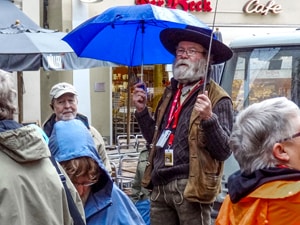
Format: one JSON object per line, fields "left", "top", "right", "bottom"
{"left": 127, "top": 67, "right": 132, "bottom": 145}
{"left": 203, "top": 0, "right": 220, "bottom": 92}
{"left": 17, "top": 71, "right": 23, "bottom": 123}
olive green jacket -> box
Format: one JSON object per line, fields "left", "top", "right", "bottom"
{"left": 130, "top": 148, "right": 150, "bottom": 203}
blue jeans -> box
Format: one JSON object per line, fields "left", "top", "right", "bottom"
{"left": 150, "top": 179, "right": 212, "bottom": 225}
{"left": 135, "top": 199, "right": 150, "bottom": 225}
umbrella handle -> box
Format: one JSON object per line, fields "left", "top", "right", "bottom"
{"left": 129, "top": 71, "right": 146, "bottom": 91}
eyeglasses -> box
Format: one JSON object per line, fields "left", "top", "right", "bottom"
{"left": 175, "top": 48, "right": 206, "bottom": 57}
{"left": 73, "top": 181, "right": 97, "bottom": 187}
{"left": 277, "top": 132, "right": 300, "bottom": 143}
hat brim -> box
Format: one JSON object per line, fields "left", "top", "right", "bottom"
{"left": 160, "top": 27, "right": 233, "bottom": 64}
{"left": 53, "top": 90, "right": 77, "bottom": 99}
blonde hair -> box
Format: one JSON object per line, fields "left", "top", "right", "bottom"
{"left": 0, "top": 70, "right": 17, "bottom": 120}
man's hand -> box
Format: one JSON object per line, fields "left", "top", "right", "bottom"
{"left": 194, "top": 91, "right": 212, "bottom": 120}
{"left": 132, "top": 83, "right": 147, "bottom": 113}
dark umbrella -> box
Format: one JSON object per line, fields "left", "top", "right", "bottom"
{"left": 63, "top": 4, "right": 212, "bottom": 142}
{"left": 0, "top": 22, "right": 116, "bottom": 122}
{"left": 0, "top": 22, "right": 115, "bottom": 71}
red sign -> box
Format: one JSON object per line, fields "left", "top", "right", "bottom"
{"left": 135, "top": 0, "right": 213, "bottom": 12}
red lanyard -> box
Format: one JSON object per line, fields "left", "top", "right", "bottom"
{"left": 166, "top": 80, "right": 204, "bottom": 147}
{"left": 165, "top": 84, "right": 183, "bottom": 129}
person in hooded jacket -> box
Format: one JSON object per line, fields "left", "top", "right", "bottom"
{"left": 48, "top": 119, "right": 146, "bottom": 225}
{"left": 0, "top": 69, "right": 85, "bottom": 225}
{"left": 216, "top": 97, "right": 300, "bottom": 225}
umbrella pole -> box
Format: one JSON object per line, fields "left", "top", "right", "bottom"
{"left": 141, "top": 64, "right": 144, "bottom": 82}
{"left": 203, "top": 0, "right": 220, "bottom": 92}
{"left": 127, "top": 67, "right": 131, "bottom": 145}
{"left": 17, "top": 71, "right": 23, "bottom": 123}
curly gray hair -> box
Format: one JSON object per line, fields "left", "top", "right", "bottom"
{"left": 0, "top": 70, "right": 17, "bottom": 120}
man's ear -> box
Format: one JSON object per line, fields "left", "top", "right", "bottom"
{"left": 273, "top": 143, "right": 289, "bottom": 162}
{"left": 50, "top": 103, "right": 54, "bottom": 110}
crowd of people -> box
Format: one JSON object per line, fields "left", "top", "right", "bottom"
{"left": 2, "top": 23, "right": 300, "bottom": 225}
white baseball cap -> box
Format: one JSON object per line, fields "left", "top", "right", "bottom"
{"left": 50, "top": 82, "right": 77, "bottom": 100}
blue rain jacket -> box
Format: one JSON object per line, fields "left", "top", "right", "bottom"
{"left": 49, "top": 119, "right": 145, "bottom": 225}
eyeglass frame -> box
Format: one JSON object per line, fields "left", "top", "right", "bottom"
{"left": 277, "top": 131, "right": 300, "bottom": 143}
{"left": 175, "top": 47, "right": 206, "bottom": 57}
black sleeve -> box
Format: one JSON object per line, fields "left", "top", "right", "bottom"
{"left": 201, "top": 97, "right": 234, "bottom": 161}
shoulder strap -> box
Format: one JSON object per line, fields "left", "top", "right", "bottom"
{"left": 153, "top": 88, "right": 173, "bottom": 143}
{"left": 50, "top": 156, "right": 86, "bottom": 225}
{"left": 141, "top": 88, "right": 173, "bottom": 189}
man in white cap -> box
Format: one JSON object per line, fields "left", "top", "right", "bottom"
{"left": 43, "top": 82, "right": 111, "bottom": 174}
{"left": 132, "top": 25, "right": 234, "bottom": 225}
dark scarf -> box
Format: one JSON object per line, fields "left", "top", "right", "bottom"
{"left": 228, "top": 167, "right": 300, "bottom": 203}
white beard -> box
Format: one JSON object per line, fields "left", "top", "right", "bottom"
{"left": 172, "top": 58, "right": 207, "bottom": 85}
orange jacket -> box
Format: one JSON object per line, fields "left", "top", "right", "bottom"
{"left": 216, "top": 180, "right": 300, "bottom": 225}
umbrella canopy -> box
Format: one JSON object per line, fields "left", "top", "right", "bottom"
{"left": 62, "top": 4, "right": 212, "bottom": 67}
{"left": 0, "top": 23, "right": 116, "bottom": 71}
{"left": 0, "top": 0, "right": 116, "bottom": 71}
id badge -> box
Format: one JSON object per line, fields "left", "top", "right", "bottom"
{"left": 156, "top": 129, "right": 171, "bottom": 148}
{"left": 165, "top": 149, "right": 174, "bottom": 166}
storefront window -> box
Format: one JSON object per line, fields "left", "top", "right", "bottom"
{"left": 112, "top": 65, "right": 170, "bottom": 143}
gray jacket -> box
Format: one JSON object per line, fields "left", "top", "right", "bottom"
{"left": 0, "top": 120, "right": 84, "bottom": 225}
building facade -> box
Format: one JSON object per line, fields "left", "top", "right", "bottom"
{"left": 15, "top": 0, "right": 300, "bottom": 143}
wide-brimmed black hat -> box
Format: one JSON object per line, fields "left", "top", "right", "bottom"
{"left": 160, "top": 25, "right": 233, "bottom": 64}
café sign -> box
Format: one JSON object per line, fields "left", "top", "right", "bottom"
{"left": 243, "top": 0, "right": 282, "bottom": 15}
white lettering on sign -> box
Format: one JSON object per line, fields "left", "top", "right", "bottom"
{"left": 47, "top": 55, "right": 63, "bottom": 69}
{"left": 243, "top": 0, "right": 282, "bottom": 15}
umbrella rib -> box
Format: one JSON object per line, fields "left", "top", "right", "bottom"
{"left": 129, "top": 20, "right": 144, "bottom": 67}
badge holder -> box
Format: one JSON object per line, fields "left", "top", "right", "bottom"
{"left": 164, "top": 148, "right": 173, "bottom": 166}
{"left": 156, "top": 129, "right": 171, "bottom": 148}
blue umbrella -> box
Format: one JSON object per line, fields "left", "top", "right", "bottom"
{"left": 63, "top": 4, "right": 213, "bottom": 142}
{"left": 62, "top": 4, "right": 212, "bottom": 67}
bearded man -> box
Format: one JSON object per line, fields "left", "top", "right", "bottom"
{"left": 132, "top": 26, "right": 234, "bottom": 225}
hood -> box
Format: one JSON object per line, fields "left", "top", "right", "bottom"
{"left": 43, "top": 113, "right": 90, "bottom": 137}
{"left": 0, "top": 120, "right": 51, "bottom": 163}
{"left": 48, "top": 119, "right": 112, "bottom": 193}
{"left": 228, "top": 167, "right": 300, "bottom": 203}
